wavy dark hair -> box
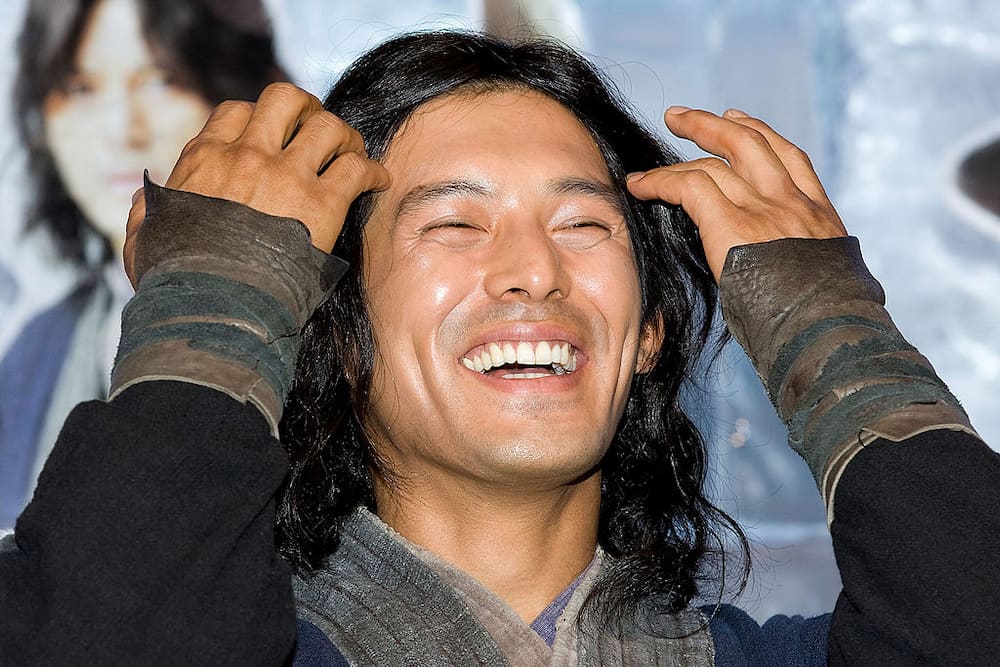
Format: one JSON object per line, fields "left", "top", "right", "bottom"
{"left": 278, "top": 30, "right": 747, "bottom": 620}
{"left": 14, "top": 0, "right": 288, "bottom": 266}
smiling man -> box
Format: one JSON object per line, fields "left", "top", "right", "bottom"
{"left": 3, "top": 31, "right": 999, "bottom": 666}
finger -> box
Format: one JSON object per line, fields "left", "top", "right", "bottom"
{"left": 628, "top": 168, "right": 765, "bottom": 282}
{"left": 242, "top": 82, "right": 323, "bottom": 150}
{"left": 664, "top": 107, "right": 793, "bottom": 197}
{"left": 283, "top": 109, "right": 366, "bottom": 173}
{"left": 194, "top": 99, "right": 255, "bottom": 144}
{"left": 722, "top": 109, "right": 832, "bottom": 204}
{"left": 123, "top": 187, "right": 146, "bottom": 288}
{"left": 646, "top": 157, "right": 756, "bottom": 204}
{"left": 627, "top": 165, "right": 737, "bottom": 227}
{"left": 307, "top": 153, "right": 391, "bottom": 251}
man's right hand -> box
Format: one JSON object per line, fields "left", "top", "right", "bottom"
{"left": 124, "top": 82, "right": 390, "bottom": 286}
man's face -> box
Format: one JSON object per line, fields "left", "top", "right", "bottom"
{"left": 362, "top": 89, "right": 656, "bottom": 494}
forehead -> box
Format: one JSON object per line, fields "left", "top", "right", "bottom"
{"left": 75, "top": 0, "right": 152, "bottom": 68}
{"left": 380, "top": 88, "right": 614, "bottom": 190}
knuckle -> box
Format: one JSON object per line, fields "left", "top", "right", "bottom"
{"left": 179, "top": 136, "right": 209, "bottom": 161}
{"left": 262, "top": 81, "right": 319, "bottom": 108}
{"left": 262, "top": 81, "right": 299, "bottom": 98}
{"left": 734, "top": 127, "right": 769, "bottom": 151}
{"left": 315, "top": 111, "right": 351, "bottom": 137}
{"left": 215, "top": 99, "right": 253, "bottom": 115}
{"left": 791, "top": 145, "right": 814, "bottom": 168}
{"left": 690, "top": 169, "right": 715, "bottom": 187}
{"left": 701, "top": 157, "right": 728, "bottom": 172}
{"left": 333, "top": 151, "right": 369, "bottom": 181}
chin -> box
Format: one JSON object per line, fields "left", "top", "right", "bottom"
{"left": 476, "top": 434, "right": 608, "bottom": 487}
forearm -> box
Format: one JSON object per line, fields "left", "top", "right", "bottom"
{"left": 0, "top": 383, "right": 295, "bottom": 665}
{"left": 719, "top": 236, "right": 981, "bottom": 519}
{"left": 827, "top": 429, "right": 1000, "bottom": 664}
{"left": 718, "top": 237, "right": 998, "bottom": 663}
{"left": 114, "top": 177, "right": 346, "bottom": 433}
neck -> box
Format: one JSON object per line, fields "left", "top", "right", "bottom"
{"left": 374, "top": 469, "right": 602, "bottom": 623}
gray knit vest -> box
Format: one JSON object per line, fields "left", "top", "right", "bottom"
{"left": 293, "top": 509, "right": 714, "bottom": 665}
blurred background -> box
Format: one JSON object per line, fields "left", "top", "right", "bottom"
{"left": 0, "top": 0, "right": 996, "bottom": 624}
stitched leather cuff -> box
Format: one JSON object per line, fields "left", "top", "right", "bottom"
{"left": 110, "top": 177, "right": 348, "bottom": 434}
{"left": 719, "top": 236, "right": 981, "bottom": 521}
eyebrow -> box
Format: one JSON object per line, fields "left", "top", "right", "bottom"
{"left": 394, "top": 180, "right": 493, "bottom": 219}
{"left": 394, "top": 177, "right": 624, "bottom": 220}
{"left": 545, "top": 177, "right": 624, "bottom": 214}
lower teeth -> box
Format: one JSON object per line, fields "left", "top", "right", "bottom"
{"left": 481, "top": 364, "right": 570, "bottom": 376}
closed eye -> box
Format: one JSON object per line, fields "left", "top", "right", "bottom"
{"left": 553, "top": 219, "right": 616, "bottom": 249}
{"left": 419, "top": 220, "right": 488, "bottom": 247}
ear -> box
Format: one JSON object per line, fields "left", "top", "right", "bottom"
{"left": 635, "top": 315, "right": 664, "bottom": 374}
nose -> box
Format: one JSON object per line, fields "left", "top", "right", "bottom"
{"left": 123, "top": 90, "right": 151, "bottom": 149}
{"left": 483, "top": 221, "right": 570, "bottom": 302}
{"left": 98, "top": 85, "right": 150, "bottom": 150}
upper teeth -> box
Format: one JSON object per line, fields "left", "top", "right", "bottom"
{"left": 461, "top": 341, "right": 577, "bottom": 375}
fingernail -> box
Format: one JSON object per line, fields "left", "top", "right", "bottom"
{"left": 666, "top": 105, "right": 690, "bottom": 115}
{"left": 626, "top": 171, "right": 646, "bottom": 182}
{"left": 131, "top": 187, "right": 144, "bottom": 205}
{"left": 724, "top": 108, "right": 749, "bottom": 118}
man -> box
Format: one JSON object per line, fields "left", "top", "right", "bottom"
{"left": 2, "top": 31, "right": 998, "bottom": 665}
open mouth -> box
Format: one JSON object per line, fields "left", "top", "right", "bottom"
{"left": 461, "top": 340, "right": 578, "bottom": 379}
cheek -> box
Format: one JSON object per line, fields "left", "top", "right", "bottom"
{"left": 145, "top": 90, "right": 210, "bottom": 134}
{"left": 574, "top": 249, "right": 644, "bottom": 340}
{"left": 143, "top": 93, "right": 211, "bottom": 172}
{"left": 367, "top": 253, "right": 463, "bottom": 363}
{"left": 43, "top": 107, "right": 95, "bottom": 176}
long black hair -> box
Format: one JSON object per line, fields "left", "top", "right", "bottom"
{"left": 278, "top": 30, "right": 747, "bottom": 619}
{"left": 14, "top": 0, "right": 288, "bottom": 266}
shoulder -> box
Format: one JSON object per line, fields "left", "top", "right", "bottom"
{"left": 704, "top": 603, "right": 831, "bottom": 667}
{"left": 2, "top": 281, "right": 99, "bottom": 364}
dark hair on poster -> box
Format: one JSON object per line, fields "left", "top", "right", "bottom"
{"left": 14, "top": 0, "right": 288, "bottom": 266}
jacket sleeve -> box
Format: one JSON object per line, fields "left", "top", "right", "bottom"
{"left": 826, "top": 429, "right": 1000, "bottom": 664}
{"left": 717, "top": 236, "right": 999, "bottom": 664}
{"left": 0, "top": 381, "right": 296, "bottom": 665}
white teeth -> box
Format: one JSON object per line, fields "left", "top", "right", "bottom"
{"left": 516, "top": 342, "right": 535, "bottom": 365}
{"left": 503, "top": 343, "right": 517, "bottom": 364}
{"left": 535, "top": 341, "right": 552, "bottom": 365}
{"left": 462, "top": 340, "right": 578, "bottom": 377}
{"left": 489, "top": 343, "right": 504, "bottom": 366}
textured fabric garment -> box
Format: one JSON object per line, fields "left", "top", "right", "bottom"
{"left": 0, "top": 277, "right": 108, "bottom": 529}
{"left": 293, "top": 508, "right": 714, "bottom": 666}
{"left": 530, "top": 567, "right": 585, "bottom": 645}
{"left": 112, "top": 179, "right": 348, "bottom": 434}
{"left": 717, "top": 236, "right": 981, "bottom": 521}
{"left": 2, "top": 382, "right": 998, "bottom": 664}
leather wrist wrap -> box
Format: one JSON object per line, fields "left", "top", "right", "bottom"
{"left": 110, "top": 176, "right": 348, "bottom": 434}
{"left": 719, "top": 236, "right": 981, "bottom": 521}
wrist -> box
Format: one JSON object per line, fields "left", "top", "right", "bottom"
{"left": 719, "top": 236, "right": 980, "bottom": 521}
{"left": 111, "top": 178, "right": 348, "bottom": 434}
